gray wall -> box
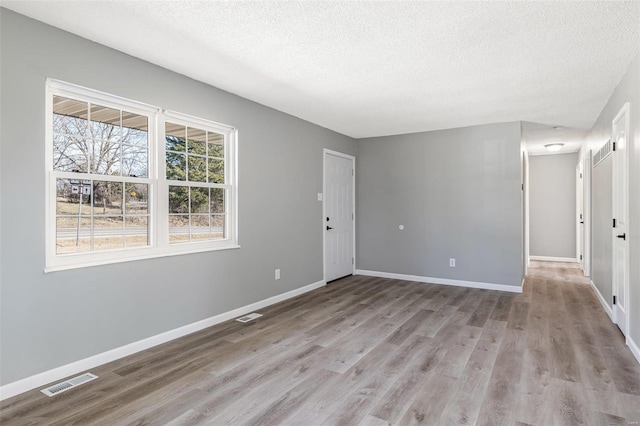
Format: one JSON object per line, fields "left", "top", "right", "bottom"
{"left": 356, "top": 122, "right": 523, "bottom": 287}
{"left": 528, "top": 152, "right": 579, "bottom": 259}
{"left": 586, "top": 50, "right": 640, "bottom": 348}
{"left": 0, "top": 9, "right": 356, "bottom": 385}
{"left": 591, "top": 156, "right": 612, "bottom": 304}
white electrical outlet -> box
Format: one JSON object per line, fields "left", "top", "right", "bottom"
{"left": 275, "top": 269, "right": 281, "bottom": 280}
{"left": 449, "top": 258, "right": 456, "bottom": 267}
{"left": 317, "top": 193, "right": 323, "bottom": 201}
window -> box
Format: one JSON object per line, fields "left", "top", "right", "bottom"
{"left": 164, "top": 117, "right": 227, "bottom": 244}
{"left": 46, "top": 80, "right": 238, "bottom": 271}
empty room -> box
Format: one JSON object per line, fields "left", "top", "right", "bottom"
{"left": 1, "top": 1, "right": 640, "bottom": 425}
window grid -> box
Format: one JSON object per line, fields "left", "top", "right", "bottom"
{"left": 165, "top": 120, "right": 227, "bottom": 244}
{"left": 52, "top": 94, "right": 151, "bottom": 255}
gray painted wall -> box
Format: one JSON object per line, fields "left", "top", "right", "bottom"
{"left": 356, "top": 122, "right": 523, "bottom": 287}
{"left": 586, "top": 50, "right": 640, "bottom": 348}
{"left": 0, "top": 9, "right": 356, "bottom": 385}
{"left": 591, "top": 156, "right": 612, "bottom": 304}
{"left": 528, "top": 152, "right": 579, "bottom": 259}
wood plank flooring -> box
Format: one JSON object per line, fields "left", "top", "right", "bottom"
{"left": 2, "top": 261, "right": 639, "bottom": 425}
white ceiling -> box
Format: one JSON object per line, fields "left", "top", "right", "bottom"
{"left": 3, "top": 1, "right": 640, "bottom": 145}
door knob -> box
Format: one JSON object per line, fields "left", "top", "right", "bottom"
{"left": 326, "top": 226, "right": 334, "bottom": 230}
{"left": 617, "top": 233, "right": 626, "bottom": 240}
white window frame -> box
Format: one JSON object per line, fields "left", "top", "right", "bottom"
{"left": 45, "top": 79, "right": 239, "bottom": 272}
{"left": 159, "top": 110, "right": 239, "bottom": 253}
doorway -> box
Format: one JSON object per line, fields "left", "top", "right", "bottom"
{"left": 576, "top": 161, "right": 584, "bottom": 270}
{"left": 612, "top": 103, "right": 630, "bottom": 338}
{"left": 323, "top": 149, "right": 355, "bottom": 282}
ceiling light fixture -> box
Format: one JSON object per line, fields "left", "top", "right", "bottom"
{"left": 544, "top": 143, "right": 564, "bottom": 152}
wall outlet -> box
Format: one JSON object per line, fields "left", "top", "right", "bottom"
{"left": 449, "top": 258, "right": 456, "bottom": 267}
{"left": 275, "top": 269, "right": 281, "bottom": 280}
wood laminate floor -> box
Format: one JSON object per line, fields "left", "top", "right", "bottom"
{"left": 2, "top": 261, "right": 640, "bottom": 425}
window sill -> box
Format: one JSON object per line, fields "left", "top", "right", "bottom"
{"left": 44, "top": 243, "right": 241, "bottom": 273}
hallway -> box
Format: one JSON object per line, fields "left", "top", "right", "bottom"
{"left": 517, "top": 261, "right": 640, "bottom": 424}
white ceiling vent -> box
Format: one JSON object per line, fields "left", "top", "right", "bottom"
{"left": 235, "top": 312, "right": 263, "bottom": 323}
{"left": 41, "top": 373, "right": 98, "bottom": 397}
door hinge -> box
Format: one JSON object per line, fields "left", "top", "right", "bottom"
{"left": 613, "top": 141, "right": 616, "bottom": 151}
{"left": 352, "top": 258, "right": 354, "bottom": 265}
{"left": 613, "top": 218, "right": 616, "bottom": 228}
{"left": 580, "top": 173, "right": 582, "bottom": 178}
{"left": 352, "top": 169, "right": 354, "bottom": 176}
{"left": 521, "top": 183, "right": 524, "bottom": 191}
{"left": 613, "top": 295, "right": 616, "bottom": 305}
{"left": 352, "top": 213, "right": 354, "bottom": 220}
{"left": 580, "top": 255, "right": 583, "bottom": 260}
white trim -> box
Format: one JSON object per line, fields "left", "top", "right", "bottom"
{"left": 589, "top": 282, "right": 639, "bottom": 367}
{"left": 323, "top": 149, "right": 356, "bottom": 282}
{"left": 576, "top": 161, "right": 583, "bottom": 270}
{"left": 44, "top": 243, "right": 241, "bottom": 273}
{"left": 583, "top": 151, "right": 592, "bottom": 277}
{"left": 0, "top": 279, "right": 325, "bottom": 401}
{"left": 527, "top": 147, "right": 581, "bottom": 157}
{"left": 589, "top": 279, "right": 613, "bottom": 320}
{"left": 628, "top": 337, "right": 640, "bottom": 366}
{"left": 355, "top": 269, "right": 522, "bottom": 293}
{"left": 529, "top": 256, "right": 578, "bottom": 263}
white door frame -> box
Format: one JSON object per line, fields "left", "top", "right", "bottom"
{"left": 576, "top": 162, "right": 584, "bottom": 268}
{"left": 323, "top": 149, "right": 356, "bottom": 282}
{"left": 583, "top": 151, "right": 592, "bottom": 277}
{"left": 612, "top": 102, "right": 630, "bottom": 339}
{"left": 523, "top": 149, "right": 530, "bottom": 276}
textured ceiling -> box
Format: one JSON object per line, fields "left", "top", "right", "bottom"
{"left": 3, "top": 1, "right": 640, "bottom": 143}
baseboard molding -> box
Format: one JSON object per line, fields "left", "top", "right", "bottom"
{"left": 589, "top": 279, "right": 613, "bottom": 320}
{"left": 588, "top": 283, "right": 639, "bottom": 367}
{"left": 0, "top": 279, "right": 325, "bottom": 401}
{"left": 355, "top": 269, "right": 522, "bottom": 293}
{"left": 529, "top": 256, "right": 578, "bottom": 263}
{"left": 628, "top": 337, "right": 640, "bottom": 366}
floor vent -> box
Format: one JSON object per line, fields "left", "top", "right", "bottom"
{"left": 41, "top": 373, "right": 98, "bottom": 397}
{"left": 236, "top": 312, "right": 263, "bottom": 323}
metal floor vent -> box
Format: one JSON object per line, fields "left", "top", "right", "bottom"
{"left": 41, "top": 373, "right": 98, "bottom": 397}
{"left": 236, "top": 312, "right": 263, "bottom": 323}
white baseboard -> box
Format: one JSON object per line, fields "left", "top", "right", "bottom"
{"left": 529, "top": 256, "right": 578, "bottom": 263}
{"left": 355, "top": 270, "right": 522, "bottom": 293}
{"left": 588, "top": 280, "right": 639, "bottom": 366}
{"left": 0, "top": 279, "right": 325, "bottom": 401}
{"left": 628, "top": 337, "right": 640, "bottom": 366}
{"left": 589, "top": 279, "right": 613, "bottom": 320}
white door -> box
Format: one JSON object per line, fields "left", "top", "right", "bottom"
{"left": 612, "top": 103, "right": 630, "bottom": 337}
{"left": 324, "top": 150, "right": 354, "bottom": 282}
{"left": 576, "top": 162, "right": 584, "bottom": 269}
